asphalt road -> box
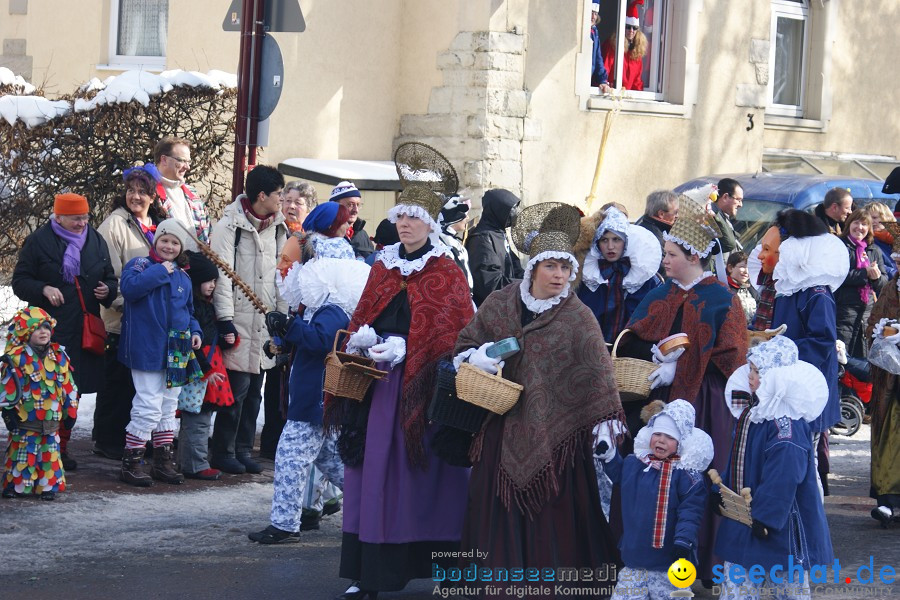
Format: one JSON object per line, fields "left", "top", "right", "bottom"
{"left": 0, "top": 426, "right": 896, "bottom": 600}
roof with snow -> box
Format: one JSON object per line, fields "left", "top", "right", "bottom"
{"left": 279, "top": 158, "right": 402, "bottom": 191}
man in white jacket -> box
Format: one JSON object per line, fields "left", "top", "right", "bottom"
{"left": 210, "top": 165, "right": 288, "bottom": 474}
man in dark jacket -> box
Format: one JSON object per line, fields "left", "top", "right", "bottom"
{"left": 466, "top": 188, "right": 523, "bottom": 306}
{"left": 329, "top": 181, "right": 375, "bottom": 258}
{"left": 634, "top": 189, "right": 679, "bottom": 275}
{"left": 814, "top": 187, "right": 853, "bottom": 236}
{"left": 711, "top": 178, "right": 743, "bottom": 254}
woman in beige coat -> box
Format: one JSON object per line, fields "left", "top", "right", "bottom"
{"left": 93, "top": 166, "right": 166, "bottom": 459}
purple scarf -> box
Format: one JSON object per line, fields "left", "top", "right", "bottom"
{"left": 50, "top": 218, "right": 87, "bottom": 283}
{"left": 850, "top": 236, "right": 872, "bottom": 303}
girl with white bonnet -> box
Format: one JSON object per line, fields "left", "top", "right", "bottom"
{"left": 596, "top": 399, "right": 712, "bottom": 600}
{"left": 716, "top": 335, "right": 834, "bottom": 600}
{"left": 577, "top": 206, "right": 663, "bottom": 344}
{"left": 455, "top": 202, "right": 624, "bottom": 599}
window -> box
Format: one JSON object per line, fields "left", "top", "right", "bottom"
{"left": 767, "top": 0, "right": 808, "bottom": 117}
{"left": 107, "top": 0, "right": 168, "bottom": 69}
{"left": 577, "top": 0, "right": 701, "bottom": 115}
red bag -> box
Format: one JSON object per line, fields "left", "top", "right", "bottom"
{"left": 74, "top": 279, "right": 107, "bottom": 356}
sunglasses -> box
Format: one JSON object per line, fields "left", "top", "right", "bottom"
{"left": 625, "top": 25, "right": 638, "bottom": 31}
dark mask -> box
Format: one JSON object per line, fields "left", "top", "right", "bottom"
{"left": 506, "top": 203, "right": 520, "bottom": 229}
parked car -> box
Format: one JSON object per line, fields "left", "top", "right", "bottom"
{"left": 674, "top": 173, "right": 900, "bottom": 251}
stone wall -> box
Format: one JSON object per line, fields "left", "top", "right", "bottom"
{"left": 395, "top": 30, "right": 538, "bottom": 204}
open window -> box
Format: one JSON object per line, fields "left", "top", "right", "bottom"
{"left": 577, "top": 0, "right": 701, "bottom": 115}
{"left": 107, "top": 0, "right": 169, "bottom": 70}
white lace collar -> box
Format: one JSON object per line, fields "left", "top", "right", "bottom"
{"left": 519, "top": 280, "right": 571, "bottom": 314}
{"left": 377, "top": 242, "right": 444, "bottom": 276}
{"left": 673, "top": 271, "right": 714, "bottom": 291}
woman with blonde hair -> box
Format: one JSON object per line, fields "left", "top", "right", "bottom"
{"left": 865, "top": 201, "right": 898, "bottom": 280}
{"left": 602, "top": 1, "right": 648, "bottom": 91}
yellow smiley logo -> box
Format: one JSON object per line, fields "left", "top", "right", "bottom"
{"left": 667, "top": 558, "right": 697, "bottom": 589}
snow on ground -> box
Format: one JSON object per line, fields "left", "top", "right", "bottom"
{"left": 0, "top": 482, "right": 273, "bottom": 574}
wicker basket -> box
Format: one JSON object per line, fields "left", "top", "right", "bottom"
{"left": 323, "top": 329, "right": 388, "bottom": 402}
{"left": 427, "top": 360, "right": 488, "bottom": 433}
{"left": 456, "top": 362, "right": 523, "bottom": 415}
{"left": 611, "top": 329, "right": 657, "bottom": 402}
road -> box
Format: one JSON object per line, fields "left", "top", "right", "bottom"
{"left": 0, "top": 423, "right": 895, "bottom": 600}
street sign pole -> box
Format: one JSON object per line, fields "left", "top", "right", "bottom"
{"left": 247, "top": 0, "right": 265, "bottom": 171}
{"left": 231, "top": 0, "right": 254, "bottom": 198}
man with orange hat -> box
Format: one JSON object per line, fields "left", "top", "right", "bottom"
{"left": 12, "top": 192, "right": 118, "bottom": 470}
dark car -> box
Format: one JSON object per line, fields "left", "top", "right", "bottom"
{"left": 675, "top": 173, "right": 900, "bottom": 251}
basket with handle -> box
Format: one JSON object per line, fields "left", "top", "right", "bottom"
{"left": 323, "top": 329, "right": 388, "bottom": 402}
{"left": 611, "top": 329, "right": 657, "bottom": 402}
{"left": 427, "top": 360, "right": 489, "bottom": 433}
{"left": 455, "top": 362, "right": 523, "bottom": 415}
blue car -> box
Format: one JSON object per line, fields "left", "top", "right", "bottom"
{"left": 675, "top": 173, "right": 900, "bottom": 251}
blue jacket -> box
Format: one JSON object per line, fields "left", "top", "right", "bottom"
{"left": 118, "top": 256, "right": 201, "bottom": 371}
{"left": 283, "top": 304, "right": 350, "bottom": 424}
{"left": 873, "top": 237, "right": 898, "bottom": 281}
{"left": 715, "top": 417, "right": 834, "bottom": 571}
{"left": 604, "top": 453, "right": 707, "bottom": 571}
{"left": 772, "top": 286, "right": 840, "bottom": 432}
{"left": 578, "top": 275, "right": 661, "bottom": 344}
{"left": 590, "top": 25, "right": 609, "bottom": 85}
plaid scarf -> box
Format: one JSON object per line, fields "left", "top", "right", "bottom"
{"left": 156, "top": 181, "right": 210, "bottom": 243}
{"left": 750, "top": 271, "right": 777, "bottom": 331}
{"left": 598, "top": 257, "right": 630, "bottom": 343}
{"left": 240, "top": 195, "right": 276, "bottom": 232}
{"left": 640, "top": 452, "right": 681, "bottom": 549}
{"left": 728, "top": 390, "right": 758, "bottom": 492}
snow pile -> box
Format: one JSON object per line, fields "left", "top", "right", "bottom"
{"left": 0, "top": 66, "right": 35, "bottom": 94}
{"left": 0, "top": 95, "right": 71, "bottom": 127}
{"left": 1, "top": 69, "right": 237, "bottom": 128}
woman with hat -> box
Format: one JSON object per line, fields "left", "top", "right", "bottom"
{"left": 620, "top": 188, "right": 748, "bottom": 581}
{"left": 325, "top": 184, "right": 474, "bottom": 599}
{"left": 12, "top": 193, "right": 118, "bottom": 471}
{"left": 92, "top": 165, "right": 168, "bottom": 460}
{"left": 454, "top": 202, "right": 624, "bottom": 599}
{"left": 576, "top": 206, "right": 662, "bottom": 344}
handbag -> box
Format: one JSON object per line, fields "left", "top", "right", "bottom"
{"left": 74, "top": 278, "right": 107, "bottom": 356}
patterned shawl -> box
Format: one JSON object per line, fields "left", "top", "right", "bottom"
{"left": 323, "top": 254, "right": 474, "bottom": 467}
{"left": 455, "top": 283, "right": 623, "bottom": 518}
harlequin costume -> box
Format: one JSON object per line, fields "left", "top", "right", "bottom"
{"left": 1, "top": 307, "right": 77, "bottom": 498}
{"left": 455, "top": 202, "right": 624, "bottom": 600}
{"left": 325, "top": 181, "right": 475, "bottom": 596}
{"left": 599, "top": 400, "right": 712, "bottom": 600}
{"left": 718, "top": 336, "right": 834, "bottom": 599}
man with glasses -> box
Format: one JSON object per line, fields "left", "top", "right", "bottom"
{"left": 151, "top": 137, "right": 211, "bottom": 248}
{"left": 329, "top": 181, "right": 374, "bottom": 258}
{"left": 712, "top": 177, "right": 744, "bottom": 255}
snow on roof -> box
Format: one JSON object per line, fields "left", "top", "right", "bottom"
{"left": 280, "top": 158, "right": 400, "bottom": 181}
{"left": 0, "top": 66, "right": 35, "bottom": 94}
{"left": 0, "top": 69, "right": 237, "bottom": 128}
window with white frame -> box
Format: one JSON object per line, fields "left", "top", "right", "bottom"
{"left": 768, "top": 0, "right": 809, "bottom": 117}
{"left": 108, "top": 0, "right": 169, "bottom": 69}
{"left": 586, "top": 0, "right": 667, "bottom": 100}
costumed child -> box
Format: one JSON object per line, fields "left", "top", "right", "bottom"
{"left": 715, "top": 335, "right": 834, "bottom": 599}
{"left": 596, "top": 399, "right": 712, "bottom": 600}
{"left": 577, "top": 205, "right": 662, "bottom": 344}
{"left": 249, "top": 202, "right": 365, "bottom": 544}
{"left": 118, "top": 219, "right": 203, "bottom": 487}
{"left": 176, "top": 250, "right": 237, "bottom": 480}
{"left": 726, "top": 251, "right": 758, "bottom": 326}
{"left": 1, "top": 307, "right": 78, "bottom": 500}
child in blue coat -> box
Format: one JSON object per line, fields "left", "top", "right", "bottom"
{"left": 596, "top": 399, "right": 712, "bottom": 600}
{"left": 716, "top": 335, "right": 834, "bottom": 600}
{"left": 118, "top": 219, "right": 202, "bottom": 487}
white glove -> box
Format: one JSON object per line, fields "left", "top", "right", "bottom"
{"left": 367, "top": 336, "right": 406, "bottom": 368}
{"left": 468, "top": 342, "right": 504, "bottom": 375}
{"left": 592, "top": 420, "right": 625, "bottom": 462}
{"left": 648, "top": 361, "right": 678, "bottom": 390}
{"left": 346, "top": 325, "right": 380, "bottom": 355}
{"left": 651, "top": 344, "right": 685, "bottom": 365}
{"left": 835, "top": 340, "right": 848, "bottom": 365}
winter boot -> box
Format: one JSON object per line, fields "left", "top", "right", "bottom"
{"left": 151, "top": 443, "right": 185, "bottom": 484}
{"left": 120, "top": 447, "right": 154, "bottom": 487}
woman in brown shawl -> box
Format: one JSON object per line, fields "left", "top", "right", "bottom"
{"left": 866, "top": 227, "right": 900, "bottom": 527}
{"left": 454, "top": 203, "right": 624, "bottom": 600}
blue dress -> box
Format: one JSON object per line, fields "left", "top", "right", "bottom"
{"left": 772, "top": 286, "right": 840, "bottom": 433}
